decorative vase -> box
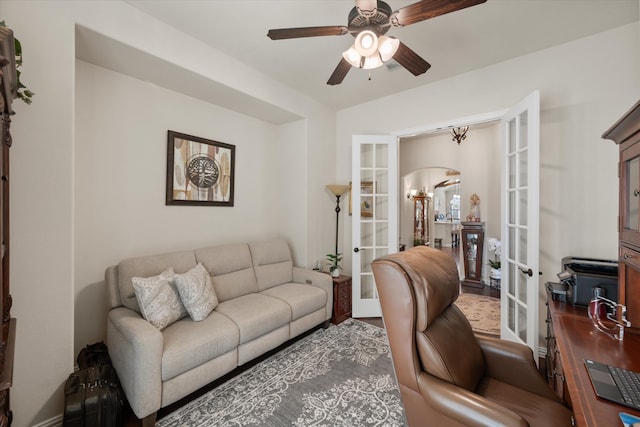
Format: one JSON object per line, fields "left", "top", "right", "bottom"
{"left": 331, "top": 268, "right": 340, "bottom": 278}
{"left": 490, "top": 268, "right": 501, "bottom": 279}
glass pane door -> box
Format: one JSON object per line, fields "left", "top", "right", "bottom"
{"left": 352, "top": 135, "right": 398, "bottom": 318}
{"left": 500, "top": 91, "right": 540, "bottom": 354}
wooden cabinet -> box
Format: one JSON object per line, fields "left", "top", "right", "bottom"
{"left": 413, "top": 195, "right": 427, "bottom": 246}
{"left": 461, "top": 221, "right": 484, "bottom": 287}
{"left": 331, "top": 275, "right": 352, "bottom": 325}
{"left": 603, "top": 99, "right": 640, "bottom": 333}
{"left": 619, "top": 141, "right": 640, "bottom": 246}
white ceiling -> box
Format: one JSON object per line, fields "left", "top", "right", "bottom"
{"left": 96, "top": 0, "right": 638, "bottom": 114}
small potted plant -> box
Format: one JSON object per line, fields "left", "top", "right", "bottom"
{"left": 326, "top": 253, "right": 343, "bottom": 277}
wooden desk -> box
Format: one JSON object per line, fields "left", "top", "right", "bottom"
{"left": 547, "top": 292, "right": 640, "bottom": 426}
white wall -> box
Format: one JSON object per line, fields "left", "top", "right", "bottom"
{"left": 0, "top": 1, "right": 337, "bottom": 425}
{"left": 74, "top": 59, "right": 292, "bottom": 355}
{"left": 337, "top": 22, "right": 640, "bottom": 348}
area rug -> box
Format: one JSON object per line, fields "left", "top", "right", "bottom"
{"left": 455, "top": 293, "right": 500, "bottom": 337}
{"left": 156, "top": 319, "right": 407, "bottom": 427}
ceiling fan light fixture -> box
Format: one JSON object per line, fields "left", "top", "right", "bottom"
{"left": 342, "top": 45, "right": 361, "bottom": 68}
{"left": 355, "top": 30, "right": 379, "bottom": 56}
{"left": 378, "top": 35, "right": 399, "bottom": 62}
{"left": 343, "top": 45, "right": 384, "bottom": 70}
{"left": 361, "top": 53, "right": 384, "bottom": 70}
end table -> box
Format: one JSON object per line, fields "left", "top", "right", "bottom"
{"left": 331, "top": 275, "right": 352, "bottom": 324}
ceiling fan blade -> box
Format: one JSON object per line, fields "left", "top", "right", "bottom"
{"left": 327, "top": 58, "right": 352, "bottom": 86}
{"left": 393, "top": 42, "right": 431, "bottom": 76}
{"left": 392, "top": 0, "right": 487, "bottom": 27}
{"left": 267, "top": 26, "right": 349, "bottom": 40}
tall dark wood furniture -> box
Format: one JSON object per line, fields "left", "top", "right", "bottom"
{"left": 461, "top": 221, "right": 484, "bottom": 287}
{"left": 413, "top": 195, "right": 426, "bottom": 246}
{"left": 0, "top": 27, "right": 17, "bottom": 427}
{"left": 546, "top": 290, "right": 640, "bottom": 426}
{"left": 603, "top": 99, "right": 640, "bottom": 334}
{"left": 331, "top": 275, "right": 352, "bottom": 325}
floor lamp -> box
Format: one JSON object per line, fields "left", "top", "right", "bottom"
{"left": 326, "top": 184, "right": 350, "bottom": 257}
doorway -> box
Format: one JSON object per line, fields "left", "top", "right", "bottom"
{"left": 398, "top": 121, "right": 501, "bottom": 291}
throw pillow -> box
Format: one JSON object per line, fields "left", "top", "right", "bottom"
{"left": 174, "top": 263, "right": 218, "bottom": 321}
{"left": 132, "top": 268, "right": 188, "bottom": 330}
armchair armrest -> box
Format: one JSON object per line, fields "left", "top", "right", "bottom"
{"left": 107, "top": 307, "right": 163, "bottom": 419}
{"left": 418, "top": 372, "right": 528, "bottom": 427}
{"left": 293, "top": 267, "right": 333, "bottom": 319}
{"left": 477, "top": 335, "right": 558, "bottom": 401}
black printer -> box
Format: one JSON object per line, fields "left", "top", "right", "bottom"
{"left": 558, "top": 257, "right": 618, "bottom": 307}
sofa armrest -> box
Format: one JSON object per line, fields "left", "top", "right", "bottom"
{"left": 293, "top": 267, "right": 333, "bottom": 319}
{"left": 418, "top": 372, "right": 528, "bottom": 427}
{"left": 477, "top": 335, "right": 558, "bottom": 401}
{"left": 107, "top": 307, "right": 164, "bottom": 419}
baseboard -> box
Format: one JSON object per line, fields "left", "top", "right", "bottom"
{"left": 32, "top": 414, "right": 62, "bottom": 427}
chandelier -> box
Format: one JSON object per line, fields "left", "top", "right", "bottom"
{"left": 450, "top": 126, "right": 469, "bottom": 145}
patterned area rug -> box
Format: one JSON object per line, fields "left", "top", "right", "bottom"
{"left": 157, "top": 319, "right": 407, "bottom": 427}
{"left": 455, "top": 293, "right": 501, "bottom": 336}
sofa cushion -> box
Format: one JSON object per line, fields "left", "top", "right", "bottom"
{"left": 117, "top": 250, "right": 197, "bottom": 313}
{"left": 132, "top": 268, "right": 188, "bottom": 330}
{"left": 174, "top": 263, "right": 218, "bottom": 321}
{"left": 161, "top": 311, "right": 239, "bottom": 381}
{"left": 215, "top": 293, "right": 291, "bottom": 344}
{"left": 195, "top": 244, "right": 258, "bottom": 302}
{"left": 249, "top": 239, "right": 294, "bottom": 291}
{"left": 261, "top": 283, "right": 327, "bottom": 321}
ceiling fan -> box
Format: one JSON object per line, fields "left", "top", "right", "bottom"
{"left": 267, "top": 0, "right": 487, "bottom": 85}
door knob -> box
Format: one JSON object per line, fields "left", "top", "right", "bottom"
{"left": 519, "top": 267, "right": 533, "bottom": 277}
{"left": 353, "top": 247, "right": 360, "bottom": 253}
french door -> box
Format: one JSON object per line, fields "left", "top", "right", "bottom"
{"left": 351, "top": 135, "right": 398, "bottom": 317}
{"left": 500, "top": 90, "right": 541, "bottom": 354}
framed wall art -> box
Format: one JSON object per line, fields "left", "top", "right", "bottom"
{"left": 166, "top": 130, "right": 235, "bottom": 206}
{"left": 360, "top": 181, "right": 374, "bottom": 217}
{"left": 349, "top": 181, "right": 374, "bottom": 217}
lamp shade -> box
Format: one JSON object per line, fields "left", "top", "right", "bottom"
{"left": 361, "top": 54, "right": 383, "bottom": 70}
{"left": 342, "top": 46, "right": 361, "bottom": 68}
{"left": 326, "top": 184, "right": 350, "bottom": 197}
{"left": 354, "top": 30, "right": 379, "bottom": 57}
{"left": 378, "top": 35, "right": 399, "bottom": 62}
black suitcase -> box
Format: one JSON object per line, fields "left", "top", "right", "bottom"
{"left": 63, "top": 362, "right": 124, "bottom": 426}
{"left": 76, "top": 341, "right": 112, "bottom": 370}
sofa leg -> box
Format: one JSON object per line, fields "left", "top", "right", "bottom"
{"left": 322, "top": 319, "right": 331, "bottom": 329}
{"left": 141, "top": 412, "right": 157, "bottom": 427}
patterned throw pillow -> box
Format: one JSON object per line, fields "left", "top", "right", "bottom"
{"left": 174, "top": 263, "right": 218, "bottom": 321}
{"left": 132, "top": 268, "right": 188, "bottom": 330}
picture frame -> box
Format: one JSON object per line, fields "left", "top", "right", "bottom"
{"left": 166, "top": 130, "right": 235, "bottom": 206}
{"left": 349, "top": 181, "right": 374, "bottom": 217}
{"left": 360, "top": 181, "right": 374, "bottom": 217}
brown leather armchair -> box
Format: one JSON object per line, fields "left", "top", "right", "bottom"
{"left": 371, "top": 246, "right": 574, "bottom": 427}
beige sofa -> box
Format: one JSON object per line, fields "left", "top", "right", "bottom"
{"left": 105, "top": 238, "right": 332, "bottom": 424}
